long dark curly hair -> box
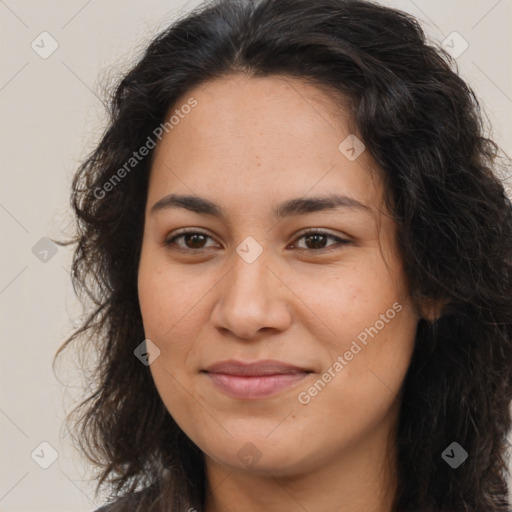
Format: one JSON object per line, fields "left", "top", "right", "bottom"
{"left": 53, "top": 0, "right": 512, "bottom": 510}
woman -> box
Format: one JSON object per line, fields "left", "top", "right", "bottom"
{"left": 53, "top": 0, "right": 512, "bottom": 510}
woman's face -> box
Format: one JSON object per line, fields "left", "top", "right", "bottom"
{"left": 137, "top": 73, "right": 420, "bottom": 477}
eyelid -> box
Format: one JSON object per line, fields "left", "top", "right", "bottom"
{"left": 163, "top": 227, "right": 352, "bottom": 253}
{"left": 292, "top": 227, "right": 350, "bottom": 240}
{"left": 164, "top": 228, "right": 218, "bottom": 249}
{"left": 288, "top": 228, "right": 352, "bottom": 251}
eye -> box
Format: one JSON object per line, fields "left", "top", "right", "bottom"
{"left": 163, "top": 228, "right": 351, "bottom": 253}
{"left": 288, "top": 229, "right": 352, "bottom": 252}
{"left": 164, "top": 229, "right": 218, "bottom": 251}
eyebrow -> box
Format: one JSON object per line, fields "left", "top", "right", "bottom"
{"left": 150, "top": 193, "right": 370, "bottom": 220}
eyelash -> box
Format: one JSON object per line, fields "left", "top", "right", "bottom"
{"left": 163, "top": 229, "right": 351, "bottom": 254}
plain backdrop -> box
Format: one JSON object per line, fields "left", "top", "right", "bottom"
{"left": 1, "top": 0, "right": 511, "bottom": 511}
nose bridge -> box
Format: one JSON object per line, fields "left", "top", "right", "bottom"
{"left": 211, "top": 240, "right": 289, "bottom": 338}
{"left": 226, "top": 242, "right": 271, "bottom": 306}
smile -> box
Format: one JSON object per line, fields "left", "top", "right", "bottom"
{"left": 202, "top": 359, "right": 313, "bottom": 399}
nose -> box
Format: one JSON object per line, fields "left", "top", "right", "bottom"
{"left": 209, "top": 250, "right": 292, "bottom": 340}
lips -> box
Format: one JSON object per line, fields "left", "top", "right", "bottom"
{"left": 203, "top": 359, "right": 312, "bottom": 399}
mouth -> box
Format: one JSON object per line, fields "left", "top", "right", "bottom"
{"left": 202, "top": 359, "right": 313, "bottom": 400}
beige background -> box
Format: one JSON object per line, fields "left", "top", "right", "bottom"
{"left": 1, "top": 0, "right": 511, "bottom": 511}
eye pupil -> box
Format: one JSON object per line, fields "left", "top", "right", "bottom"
{"left": 305, "top": 233, "right": 327, "bottom": 249}
{"left": 185, "top": 233, "right": 207, "bottom": 248}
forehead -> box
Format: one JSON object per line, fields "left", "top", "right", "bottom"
{"left": 148, "top": 73, "right": 385, "bottom": 216}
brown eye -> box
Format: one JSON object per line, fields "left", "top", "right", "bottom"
{"left": 164, "top": 230, "right": 218, "bottom": 251}
{"left": 164, "top": 229, "right": 351, "bottom": 254}
{"left": 291, "top": 230, "right": 351, "bottom": 252}
{"left": 301, "top": 233, "right": 330, "bottom": 250}
{"left": 180, "top": 233, "right": 208, "bottom": 249}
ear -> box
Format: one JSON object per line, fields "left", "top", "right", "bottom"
{"left": 416, "top": 297, "right": 451, "bottom": 322}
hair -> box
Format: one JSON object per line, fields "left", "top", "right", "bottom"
{"left": 53, "top": 0, "right": 512, "bottom": 510}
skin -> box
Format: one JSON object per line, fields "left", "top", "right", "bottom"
{"left": 137, "top": 73, "right": 422, "bottom": 512}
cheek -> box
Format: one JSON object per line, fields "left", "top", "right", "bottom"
{"left": 289, "top": 261, "right": 405, "bottom": 342}
{"left": 137, "top": 258, "right": 204, "bottom": 431}
{"left": 297, "top": 305, "right": 417, "bottom": 452}
{"left": 138, "top": 250, "right": 208, "bottom": 340}
{"left": 318, "top": 298, "right": 417, "bottom": 404}
{"left": 137, "top": 252, "right": 220, "bottom": 397}
{"left": 294, "top": 257, "right": 417, "bottom": 392}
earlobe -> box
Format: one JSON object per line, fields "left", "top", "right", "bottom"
{"left": 417, "top": 297, "right": 451, "bottom": 322}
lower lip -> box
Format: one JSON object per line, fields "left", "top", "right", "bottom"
{"left": 205, "top": 372, "right": 310, "bottom": 399}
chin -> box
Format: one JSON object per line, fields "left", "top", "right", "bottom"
{"left": 215, "top": 451, "right": 306, "bottom": 477}
{"left": 201, "top": 434, "right": 316, "bottom": 477}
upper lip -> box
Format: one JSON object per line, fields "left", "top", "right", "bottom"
{"left": 204, "top": 359, "right": 311, "bottom": 376}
